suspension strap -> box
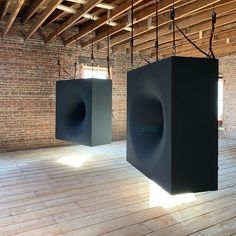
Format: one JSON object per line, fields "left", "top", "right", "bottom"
{"left": 57, "top": 60, "right": 73, "bottom": 79}
{"left": 155, "top": 0, "right": 159, "bottom": 61}
{"left": 130, "top": 0, "right": 134, "bottom": 68}
{"left": 58, "top": 48, "right": 61, "bottom": 79}
{"left": 91, "top": 16, "right": 95, "bottom": 75}
{"left": 209, "top": 9, "right": 216, "bottom": 59}
{"left": 107, "top": 25, "right": 111, "bottom": 79}
{"left": 176, "top": 25, "right": 211, "bottom": 58}
{"left": 170, "top": 1, "right": 176, "bottom": 55}
{"left": 107, "top": 11, "right": 111, "bottom": 79}
{"left": 74, "top": 61, "right": 77, "bottom": 79}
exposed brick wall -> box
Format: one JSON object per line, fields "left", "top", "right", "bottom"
{"left": 0, "top": 19, "right": 145, "bottom": 152}
{"left": 220, "top": 56, "right": 236, "bottom": 139}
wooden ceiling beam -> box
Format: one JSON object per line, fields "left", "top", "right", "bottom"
{"left": 22, "top": 0, "right": 48, "bottom": 23}
{"left": 0, "top": 0, "right": 11, "bottom": 20}
{"left": 42, "top": 1, "right": 75, "bottom": 27}
{"left": 55, "top": 4, "right": 128, "bottom": 29}
{"left": 45, "top": 0, "right": 103, "bottom": 42}
{"left": 65, "top": 0, "right": 116, "bottom": 10}
{"left": 153, "top": 28, "right": 236, "bottom": 57}
{"left": 25, "top": 0, "right": 63, "bottom": 40}
{"left": 2, "top": 0, "right": 25, "bottom": 37}
{"left": 81, "top": 0, "right": 182, "bottom": 48}
{"left": 105, "top": 0, "right": 222, "bottom": 50}
{"left": 64, "top": 0, "right": 144, "bottom": 46}
{"left": 134, "top": 0, "right": 236, "bottom": 49}
{"left": 159, "top": 35, "right": 236, "bottom": 58}
{"left": 134, "top": 2, "right": 236, "bottom": 52}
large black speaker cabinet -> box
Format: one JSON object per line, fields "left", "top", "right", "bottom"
{"left": 127, "top": 56, "right": 218, "bottom": 194}
{"left": 56, "top": 79, "right": 112, "bottom": 146}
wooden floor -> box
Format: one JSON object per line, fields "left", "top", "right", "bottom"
{"left": 0, "top": 140, "right": 235, "bottom": 236}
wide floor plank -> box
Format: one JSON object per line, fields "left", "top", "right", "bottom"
{"left": 0, "top": 139, "right": 235, "bottom": 236}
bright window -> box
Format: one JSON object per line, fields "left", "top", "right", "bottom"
{"left": 80, "top": 65, "right": 111, "bottom": 80}
{"left": 218, "top": 77, "right": 223, "bottom": 122}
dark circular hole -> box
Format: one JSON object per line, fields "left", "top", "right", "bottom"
{"left": 130, "top": 97, "right": 164, "bottom": 161}
{"left": 67, "top": 102, "right": 86, "bottom": 137}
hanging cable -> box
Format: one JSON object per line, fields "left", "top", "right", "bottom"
{"left": 170, "top": 1, "right": 176, "bottom": 55}
{"left": 57, "top": 47, "right": 73, "bottom": 79}
{"left": 209, "top": 9, "right": 216, "bottom": 59}
{"left": 91, "top": 15, "right": 95, "bottom": 77}
{"left": 57, "top": 48, "right": 61, "bottom": 79}
{"left": 107, "top": 24, "right": 111, "bottom": 79}
{"left": 176, "top": 25, "right": 211, "bottom": 58}
{"left": 74, "top": 61, "right": 77, "bottom": 79}
{"left": 107, "top": 11, "right": 111, "bottom": 80}
{"left": 155, "top": 0, "right": 159, "bottom": 61}
{"left": 130, "top": 0, "right": 134, "bottom": 68}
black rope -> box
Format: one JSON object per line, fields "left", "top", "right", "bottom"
{"left": 170, "top": 2, "right": 176, "bottom": 55}
{"left": 176, "top": 25, "right": 211, "bottom": 58}
{"left": 57, "top": 60, "right": 73, "bottom": 79}
{"left": 74, "top": 61, "right": 77, "bottom": 79}
{"left": 107, "top": 22, "right": 111, "bottom": 79}
{"left": 209, "top": 10, "right": 216, "bottom": 59}
{"left": 155, "top": 0, "right": 159, "bottom": 61}
{"left": 91, "top": 16, "right": 95, "bottom": 75}
{"left": 139, "top": 54, "right": 151, "bottom": 64}
{"left": 58, "top": 48, "right": 61, "bottom": 79}
{"left": 130, "top": 0, "right": 134, "bottom": 68}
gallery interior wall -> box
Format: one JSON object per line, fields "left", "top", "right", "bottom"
{"left": 0, "top": 19, "right": 236, "bottom": 152}
{"left": 0, "top": 19, "right": 145, "bottom": 152}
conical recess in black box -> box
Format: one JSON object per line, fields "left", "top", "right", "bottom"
{"left": 56, "top": 79, "right": 112, "bottom": 147}
{"left": 127, "top": 56, "right": 218, "bottom": 194}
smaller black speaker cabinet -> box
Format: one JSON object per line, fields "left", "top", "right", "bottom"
{"left": 127, "top": 56, "right": 218, "bottom": 194}
{"left": 56, "top": 79, "right": 112, "bottom": 146}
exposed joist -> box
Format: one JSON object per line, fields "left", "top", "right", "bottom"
{"left": 22, "top": 0, "right": 48, "bottom": 23}
{"left": 0, "top": 0, "right": 11, "bottom": 20}
{"left": 134, "top": 0, "right": 236, "bottom": 51}
{"left": 65, "top": 0, "right": 116, "bottom": 10}
{"left": 162, "top": 34, "right": 236, "bottom": 58}
{"left": 25, "top": 0, "right": 63, "bottom": 40}
{"left": 104, "top": 0, "right": 222, "bottom": 50}
{"left": 65, "top": 0, "right": 144, "bottom": 46}
{"left": 45, "top": 0, "right": 103, "bottom": 43}
{"left": 2, "top": 0, "right": 25, "bottom": 37}
{"left": 56, "top": 4, "right": 130, "bottom": 31}
{"left": 134, "top": 1, "right": 236, "bottom": 53}
{"left": 57, "top": 4, "right": 77, "bottom": 14}
{"left": 81, "top": 0, "right": 182, "bottom": 48}
{"left": 150, "top": 27, "right": 236, "bottom": 58}
{"left": 42, "top": 1, "right": 75, "bottom": 27}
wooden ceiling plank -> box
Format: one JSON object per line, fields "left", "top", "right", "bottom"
{"left": 134, "top": 0, "right": 236, "bottom": 50}
{"left": 65, "top": 0, "right": 116, "bottom": 10}
{"left": 25, "top": 0, "right": 63, "bottom": 40}
{"left": 42, "top": 1, "right": 75, "bottom": 27}
{"left": 45, "top": 0, "right": 103, "bottom": 43}
{"left": 81, "top": 0, "right": 182, "bottom": 48}
{"left": 153, "top": 28, "right": 236, "bottom": 57}
{"left": 2, "top": 0, "right": 25, "bottom": 37}
{"left": 134, "top": 2, "right": 236, "bottom": 52}
{"left": 22, "top": 0, "right": 48, "bottom": 23}
{"left": 107, "top": 0, "right": 222, "bottom": 50}
{"left": 0, "top": 0, "right": 11, "bottom": 20}
{"left": 64, "top": 0, "right": 144, "bottom": 46}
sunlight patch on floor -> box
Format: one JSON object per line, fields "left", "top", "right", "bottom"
{"left": 57, "top": 153, "right": 91, "bottom": 168}
{"left": 149, "top": 180, "right": 196, "bottom": 209}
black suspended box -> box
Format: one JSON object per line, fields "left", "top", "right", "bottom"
{"left": 127, "top": 56, "right": 218, "bottom": 194}
{"left": 56, "top": 79, "right": 112, "bottom": 146}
